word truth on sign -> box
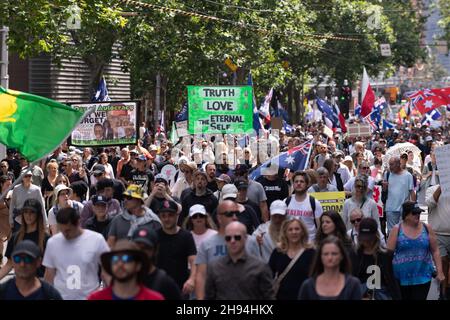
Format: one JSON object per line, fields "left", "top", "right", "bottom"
{"left": 202, "top": 88, "right": 236, "bottom": 98}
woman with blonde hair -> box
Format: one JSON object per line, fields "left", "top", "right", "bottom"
{"left": 182, "top": 204, "right": 217, "bottom": 251}
{"left": 269, "top": 219, "right": 316, "bottom": 300}
{"left": 41, "top": 160, "right": 59, "bottom": 211}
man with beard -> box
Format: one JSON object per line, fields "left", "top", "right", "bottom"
{"left": 88, "top": 240, "right": 164, "bottom": 300}
{"left": 285, "top": 171, "right": 323, "bottom": 242}
{"left": 180, "top": 172, "right": 218, "bottom": 225}
{"left": 205, "top": 163, "right": 218, "bottom": 193}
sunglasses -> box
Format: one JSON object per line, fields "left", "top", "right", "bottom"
{"left": 123, "top": 195, "right": 135, "bottom": 200}
{"left": 220, "top": 211, "right": 239, "bottom": 218}
{"left": 111, "top": 254, "right": 135, "bottom": 265}
{"left": 225, "top": 235, "right": 242, "bottom": 242}
{"left": 13, "top": 255, "right": 35, "bottom": 264}
{"left": 191, "top": 213, "right": 205, "bottom": 219}
{"left": 359, "top": 167, "right": 369, "bottom": 170}
{"left": 350, "top": 218, "right": 362, "bottom": 224}
{"left": 355, "top": 184, "right": 365, "bottom": 189}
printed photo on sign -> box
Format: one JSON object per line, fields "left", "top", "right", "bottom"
{"left": 70, "top": 101, "right": 139, "bottom": 147}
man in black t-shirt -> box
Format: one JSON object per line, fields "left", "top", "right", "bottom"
{"left": 256, "top": 172, "right": 289, "bottom": 209}
{"left": 0, "top": 240, "right": 62, "bottom": 300}
{"left": 132, "top": 226, "right": 182, "bottom": 300}
{"left": 155, "top": 200, "right": 197, "bottom": 297}
{"left": 129, "top": 155, "right": 155, "bottom": 196}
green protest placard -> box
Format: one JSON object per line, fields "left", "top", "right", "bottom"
{"left": 187, "top": 86, "right": 253, "bottom": 134}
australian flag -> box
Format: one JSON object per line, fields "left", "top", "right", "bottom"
{"left": 316, "top": 97, "right": 339, "bottom": 128}
{"left": 382, "top": 119, "right": 395, "bottom": 130}
{"left": 175, "top": 102, "right": 188, "bottom": 122}
{"left": 250, "top": 140, "right": 312, "bottom": 180}
{"left": 421, "top": 109, "right": 441, "bottom": 126}
{"left": 92, "top": 77, "right": 111, "bottom": 102}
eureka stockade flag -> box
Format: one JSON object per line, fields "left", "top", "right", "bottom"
{"left": 0, "top": 87, "right": 85, "bottom": 161}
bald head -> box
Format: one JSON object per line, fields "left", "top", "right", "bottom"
{"left": 217, "top": 200, "right": 239, "bottom": 231}
{"left": 225, "top": 221, "right": 247, "bottom": 236}
{"left": 224, "top": 221, "right": 247, "bottom": 258}
{"left": 217, "top": 200, "right": 239, "bottom": 215}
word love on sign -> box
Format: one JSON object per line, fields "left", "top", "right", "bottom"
{"left": 187, "top": 86, "right": 253, "bottom": 134}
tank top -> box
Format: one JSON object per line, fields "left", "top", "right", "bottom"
{"left": 392, "top": 223, "right": 434, "bottom": 286}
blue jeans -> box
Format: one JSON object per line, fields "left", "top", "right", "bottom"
{"left": 386, "top": 211, "right": 401, "bottom": 235}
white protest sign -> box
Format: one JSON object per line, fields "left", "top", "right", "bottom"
{"left": 160, "top": 164, "right": 177, "bottom": 188}
{"left": 176, "top": 121, "right": 189, "bottom": 137}
{"left": 435, "top": 144, "right": 450, "bottom": 197}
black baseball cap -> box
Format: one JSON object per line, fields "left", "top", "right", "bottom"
{"left": 358, "top": 218, "right": 378, "bottom": 242}
{"left": 132, "top": 226, "right": 159, "bottom": 248}
{"left": 234, "top": 177, "right": 249, "bottom": 190}
{"left": 92, "top": 195, "right": 108, "bottom": 206}
{"left": 402, "top": 201, "right": 424, "bottom": 215}
{"left": 92, "top": 164, "right": 106, "bottom": 176}
{"left": 12, "top": 240, "right": 41, "bottom": 259}
{"left": 157, "top": 199, "right": 178, "bottom": 214}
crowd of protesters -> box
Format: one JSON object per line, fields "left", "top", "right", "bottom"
{"left": 0, "top": 116, "right": 449, "bottom": 301}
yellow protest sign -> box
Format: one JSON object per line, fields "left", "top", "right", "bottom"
{"left": 309, "top": 192, "right": 346, "bottom": 214}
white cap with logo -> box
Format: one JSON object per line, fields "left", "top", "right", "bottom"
{"left": 270, "top": 200, "right": 287, "bottom": 216}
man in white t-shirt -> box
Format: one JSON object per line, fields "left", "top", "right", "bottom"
{"left": 43, "top": 207, "right": 110, "bottom": 300}
{"left": 285, "top": 171, "right": 323, "bottom": 241}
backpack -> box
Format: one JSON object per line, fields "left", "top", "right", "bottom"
{"left": 285, "top": 195, "right": 318, "bottom": 228}
{"left": 52, "top": 201, "right": 80, "bottom": 217}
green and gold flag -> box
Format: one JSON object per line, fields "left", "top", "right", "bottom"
{"left": 0, "top": 87, "right": 85, "bottom": 161}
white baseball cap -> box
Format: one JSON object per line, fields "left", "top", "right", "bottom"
{"left": 270, "top": 200, "right": 287, "bottom": 216}
{"left": 189, "top": 204, "right": 207, "bottom": 217}
{"left": 221, "top": 184, "right": 238, "bottom": 200}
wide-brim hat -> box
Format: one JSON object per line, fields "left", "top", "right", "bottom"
{"left": 53, "top": 184, "right": 73, "bottom": 204}
{"left": 123, "top": 184, "right": 147, "bottom": 201}
{"left": 101, "top": 240, "right": 149, "bottom": 279}
{"left": 180, "top": 161, "right": 197, "bottom": 172}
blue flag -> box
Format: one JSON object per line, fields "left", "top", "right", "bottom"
{"left": 92, "top": 77, "right": 110, "bottom": 102}
{"left": 316, "top": 97, "right": 339, "bottom": 127}
{"left": 421, "top": 109, "right": 441, "bottom": 126}
{"left": 355, "top": 104, "right": 361, "bottom": 118}
{"left": 283, "top": 120, "right": 294, "bottom": 134}
{"left": 250, "top": 140, "right": 312, "bottom": 180}
{"left": 175, "top": 102, "right": 188, "bottom": 122}
{"left": 370, "top": 107, "right": 381, "bottom": 129}
{"left": 382, "top": 119, "right": 395, "bottom": 130}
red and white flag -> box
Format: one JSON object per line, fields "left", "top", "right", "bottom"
{"left": 407, "top": 89, "right": 447, "bottom": 114}
{"left": 361, "top": 67, "right": 375, "bottom": 117}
